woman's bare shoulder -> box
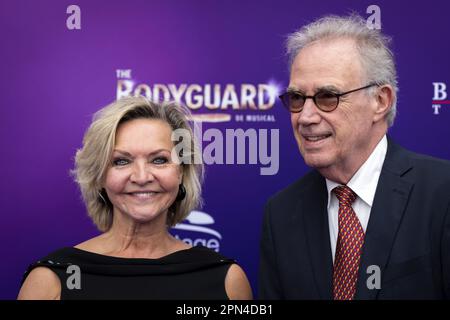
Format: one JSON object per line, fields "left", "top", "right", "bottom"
{"left": 225, "top": 264, "right": 253, "bottom": 300}
{"left": 18, "top": 266, "right": 61, "bottom": 300}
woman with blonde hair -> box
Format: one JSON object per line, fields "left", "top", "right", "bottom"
{"left": 18, "top": 96, "right": 252, "bottom": 300}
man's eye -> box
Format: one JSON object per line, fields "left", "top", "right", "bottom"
{"left": 290, "top": 92, "right": 304, "bottom": 101}
{"left": 113, "top": 158, "right": 129, "bottom": 166}
{"left": 153, "top": 157, "right": 168, "bottom": 165}
{"left": 317, "top": 91, "right": 338, "bottom": 99}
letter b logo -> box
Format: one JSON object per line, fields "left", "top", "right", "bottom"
{"left": 432, "top": 82, "right": 447, "bottom": 100}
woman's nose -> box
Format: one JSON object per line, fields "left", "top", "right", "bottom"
{"left": 130, "top": 162, "right": 154, "bottom": 185}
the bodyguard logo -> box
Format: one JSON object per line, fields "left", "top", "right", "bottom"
{"left": 172, "top": 211, "right": 222, "bottom": 252}
{"left": 432, "top": 82, "right": 449, "bottom": 115}
{"left": 115, "top": 69, "right": 281, "bottom": 123}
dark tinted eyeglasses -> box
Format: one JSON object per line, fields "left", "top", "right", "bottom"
{"left": 279, "top": 83, "right": 378, "bottom": 113}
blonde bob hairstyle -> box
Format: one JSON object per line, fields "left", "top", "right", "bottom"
{"left": 72, "top": 96, "right": 204, "bottom": 232}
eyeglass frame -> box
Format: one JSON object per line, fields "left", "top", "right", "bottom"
{"left": 279, "top": 83, "right": 379, "bottom": 113}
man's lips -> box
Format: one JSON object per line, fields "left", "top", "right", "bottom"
{"left": 301, "top": 133, "right": 332, "bottom": 142}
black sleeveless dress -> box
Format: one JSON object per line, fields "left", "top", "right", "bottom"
{"left": 22, "top": 246, "right": 235, "bottom": 300}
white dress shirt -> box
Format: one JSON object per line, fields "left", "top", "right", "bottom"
{"left": 326, "top": 135, "right": 388, "bottom": 262}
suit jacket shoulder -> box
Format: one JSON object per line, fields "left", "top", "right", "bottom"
{"left": 266, "top": 170, "right": 324, "bottom": 210}
{"left": 384, "top": 140, "right": 450, "bottom": 198}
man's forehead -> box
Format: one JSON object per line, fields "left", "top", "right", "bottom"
{"left": 291, "top": 38, "right": 360, "bottom": 68}
{"left": 301, "top": 37, "right": 359, "bottom": 53}
{"left": 287, "top": 81, "right": 346, "bottom": 92}
{"left": 289, "top": 39, "right": 363, "bottom": 90}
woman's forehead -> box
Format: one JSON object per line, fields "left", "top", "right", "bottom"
{"left": 114, "top": 118, "right": 174, "bottom": 150}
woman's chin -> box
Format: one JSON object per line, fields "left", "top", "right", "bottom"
{"left": 123, "top": 210, "right": 166, "bottom": 225}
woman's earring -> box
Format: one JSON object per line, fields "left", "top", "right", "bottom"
{"left": 176, "top": 184, "right": 186, "bottom": 201}
{"left": 98, "top": 189, "right": 107, "bottom": 204}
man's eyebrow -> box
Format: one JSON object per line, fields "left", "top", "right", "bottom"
{"left": 316, "top": 85, "right": 341, "bottom": 92}
{"left": 286, "top": 85, "right": 341, "bottom": 94}
{"left": 287, "top": 86, "right": 305, "bottom": 93}
{"left": 112, "top": 149, "right": 171, "bottom": 157}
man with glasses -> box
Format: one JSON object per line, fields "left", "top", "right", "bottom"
{"left": 259, "top": 15, "right": 450, "bottom": 300}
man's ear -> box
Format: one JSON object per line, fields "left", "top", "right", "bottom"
{"left": 373, "top": 85, "right": 394, "bottom": 123}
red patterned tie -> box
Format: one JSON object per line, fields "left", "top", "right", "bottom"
{"left": 332, "top": 185, "right": 365, "bottom": 300}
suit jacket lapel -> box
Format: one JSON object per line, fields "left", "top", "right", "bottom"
{"left": 301, "top": 171, "right": 333, "bottom": 299}
{"left": 355, "top": 139, "right": 414, "bottom": 299}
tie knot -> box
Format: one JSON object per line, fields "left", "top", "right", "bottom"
{"left": 333, "top": 185, "right": 357, "bottom": 206}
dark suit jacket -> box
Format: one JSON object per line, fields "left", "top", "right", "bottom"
{"left": 259, "top": 139, "right": 450, "bottom": 299}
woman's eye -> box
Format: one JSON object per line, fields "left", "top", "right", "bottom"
{"left": 152, "top": 157, "right": 168, "bottom": 165}
{"left": 113, "top": 158, "right": 129, "bottom": 166}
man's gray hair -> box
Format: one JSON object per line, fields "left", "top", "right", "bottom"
{"left": 286, "top": 15, "right": 398, "bottom": 126}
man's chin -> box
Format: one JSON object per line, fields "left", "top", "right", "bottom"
{"left": 302, "top": 154, "right": 332, "bottom": 170}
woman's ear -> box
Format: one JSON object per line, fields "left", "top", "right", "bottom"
{"left": 179, "top": 165, "right": 184, "bottom": 183}
{"left": 373, "top": 85, "right": 394, "bottom": 123}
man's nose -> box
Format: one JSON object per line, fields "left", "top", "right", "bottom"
{"left": 296, "top": 98, "right": 322, "bottom": 126}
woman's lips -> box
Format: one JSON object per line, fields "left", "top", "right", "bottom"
{"left": 126, "top": 191, "right": 159, "bottom": 200}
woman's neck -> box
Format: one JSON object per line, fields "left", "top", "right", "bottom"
{"left": 97, "top": 211, "right": 186, "bottom": 259}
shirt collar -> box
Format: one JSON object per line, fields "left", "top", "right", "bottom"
{"left": 326, "top": 135, "right": 387, "bottom": 208}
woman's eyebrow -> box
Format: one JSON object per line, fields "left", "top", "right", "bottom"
{"left": 112, "top": 149, "right": 171, "bottom": 157}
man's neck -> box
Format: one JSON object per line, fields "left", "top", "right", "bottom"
{"left": 318, "top": 132, "right": 386, "bottom": 184}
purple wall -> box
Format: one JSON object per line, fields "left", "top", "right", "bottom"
{"left": 1, "top": 0, "right": 449, "bottom": 299}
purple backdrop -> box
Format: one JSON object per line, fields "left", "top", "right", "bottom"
{"left": 1, "top": 0, "right": 449, "bottom": 299}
